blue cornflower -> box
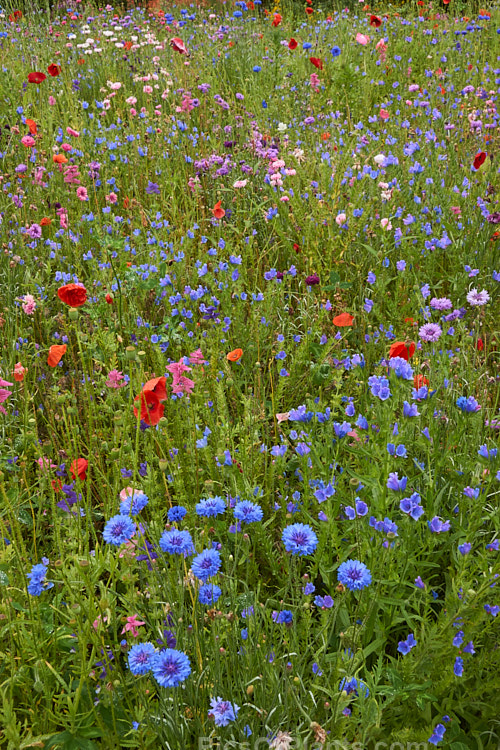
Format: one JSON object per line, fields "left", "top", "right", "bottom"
{"left": 128, "top": 642, "right": 156, "bottom": 675}
{"left": 119, "top": 491, "right": 148, "bottom": 517}
{"left": 27, "top": 563, "right": 53, "bottom": 596}
{"left": 428, "top": 724, "right": 446, "bottom": 745}
{"left": 209, "top": 697, "right": 240, "bottom": 727}
{"left": 103, "top": 515, "right": 136, "bottom": 546}
{"left": 191, "top": 548, "right": 222, "bottom": 582}
{"left": 397, "top": 633, "right": 417, "bottom": 655}
{"left": 233, "top": 500, "right": 263, "bottom": 524}
{"left": 198, "top": 584, "right": 222, "bottom": 605}
{"left": 196, "top": 496, "right": 226, "bottom": 517}
{"left": 272, "top": 610, "right": 293, "bottom": 625}
{"left": 303, "top": 582, "right": 316, "bottom": 595}
{"left": 159, "top": 529, "right": 194, "bottom": 557}
{"left": 167, "top": 506, "right": 187, "bottom": 523}
{"left": 282, "top": 524, "right": 318, "bottom": 556}
{"left": 152, "top": 649, "right": 191, "bottom": 688}
{"left": 331, "top": 46, "right": 341, "bottom": 56}
{"left": 337, "top": 560, "right": 372, "bottom": 591}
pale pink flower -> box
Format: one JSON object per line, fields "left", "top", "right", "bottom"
{"left": 125, "top": 96, "right": 137, "bottom": 105}
{"left": 188, "top": 349, "right": 206, "bottom": 365}
{"left": 276, "top": 412, "right": 290, "bottom": 424}
{"left": 233, "top": 179, "right": 247, "bottom": 189}
{"left": 166, "top": 359, "right": 192, "bottom": 381}
{"left": 121, "top": 615, "right": 145, "bottom": 638}
{"left": 355, "top": 33, "right": 370, "bottom": 45}
{"left": 76, "top": 186, "right": 88, "bottom": 201}
{"left": 108, "top": 82, "right": 122, "bottom": 91}
{"left": 48, "top": 96, "right": 56, "bottom": 106}
{"left": 380, "top": 109, "right": 390, "bottom": 120}
{"left": 143, "top": 85, "right": 153, "bottom": 94}
{"left": 37, "top": 457, "right": 57, "bottom": 472}
{"left": 335, "top": 213, "right": 347, "bottom": 226}
{"left": 66, "top": 127, "right": 80, "bottom": 137}
{"left": 22, "top": 294, "right": 37, "bottom": 315}
{"left": 380, "top": 218, "right": 392, "bottom": 231}
{"left": 92, "top": 615, "right": 108, "bottom": 631}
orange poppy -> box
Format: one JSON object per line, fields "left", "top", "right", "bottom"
{"left": 143, "top": 376, "right": 168, "bottom": 402}
{"left": 47, "top": 344, "right": 67, "bottom": 367}
{"left": 133, "top": 389, "right": 164, "bottom": 426}
{"left": 53, "top": 154, "right": 68, "bottom": 164}
{"left": 389, "top": 341, "right": 415, "bottom": 361}
{"left": 212, "top": 200, "right": 225, "bottom": 220}
{"left": 332, "top": 313, "right": 354, "bottom": 327}
{"left": 9, "top": 10, "right": 22, "bottom": 21}
{"left": 70, "top": 458, "right": 88, "bottom": 481}
{"left": 40, "top": 217, "right": 52, "bottom": 226}
{"left": 227, "top": 348, "right": 243, "bottom": 362}
{"left": 271, "top": 13, "right": 281, "bottom": 26}
{"left": 12, "top": 362, "right": 26, "bottom": 381}
{"left": 25, "top": 118, "right": 37, "bottom": 135}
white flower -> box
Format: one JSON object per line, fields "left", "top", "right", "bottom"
{"left": 374, "top": 154, "right": 386, "bottom": 166}
{"left": 466, "top": 288, "right": 490, "bottom": 306}
{"left": 277, "top": 122, "right": 287, "bottom": 132}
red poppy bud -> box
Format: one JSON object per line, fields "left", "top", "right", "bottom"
{"left": 105, "top": 294, "right": 114, "bottom": 304}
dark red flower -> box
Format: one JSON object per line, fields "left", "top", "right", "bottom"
{"left": 389, "top": 341, "right": 415, "bottom": 361}
{"left": 133, "top": 389, "right": 164, "bottom": 426}
{"left": 57, "top": 284, "right": 87, "bottom": 308}
{"left": 9, "top": 10, "right": 22, "bottom": 21}
{"left": 473, "top": 151, "right": 486, "bottom": 169}
{"left": 288, "top": 38, "right": 298, "bottom": 50}
{"left": 70, "top": 458, "right": 88, "bottom": 481}
{"left": 28, "top": 72, "right": 46, "bottom": 84}
{"left": 47, "top": 64, "right": 61, "bottom": 77}
{"left": 309, "top": 57, "right": 323, "bottom": 70}
{"left": 370, "top": 15, "right": 382, "bottom": 27}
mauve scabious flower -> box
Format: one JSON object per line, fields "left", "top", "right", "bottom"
{"left": 209, "top": 697, "right": 240, "bottom": 727}
{"left": 430, "top": 297, "right": 453, "bottom": 310}
{"left": 337, "top": 559, "right": 372, "bottom": 591}
{"left": 128, "top": 642, "right": 156, "bottom": 675}
{"left": 419, "top": 323, "right": 442, "bottom": 342}
{"left": 152, "top": 649, "right": 191, "bottom": 688}
{"left": 466, "top": 288, "right": 490, "bottom": 306}
{"left": 282, "top": 523, "right": 318, "bottom": 556}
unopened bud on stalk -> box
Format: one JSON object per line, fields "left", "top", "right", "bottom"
{"left": 69, "top": 308, "right": 79, "bottom": 321}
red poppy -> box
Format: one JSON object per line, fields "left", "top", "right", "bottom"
{"left": 9, "top": 10, "right": 22, "bottom": 21}
{"left": 25, "top": 118, "right": 37, "bottom": 135}
{"left": 124, "top": 41, "right": 133, "bottom": 50}
{"left": 123, "top": 196, "right": 130, "bottom": 209}
{"left": 47, "top": 344, "right": 67, "bottom": 368}
{"left": 40, "top": 217, "right": 52, "bottom": 226}
{"left": 227, "top": 348, "right": 243, "bottom": 362}
{"left": 212, "top": 200, "right": 225, "bottom": 220}
{"left": 47, "top": 64, "right": 61, "bottom": 77}
{"left": 443, "top": 0, "right": 450, "bottom": 4}
{"left": 288, "top": 38, "right": 298, "bottom": 50}
{"left": 333, "top": 313, "right": 354, "bottom": 327}
{"left": 247, "top": 1, "right": 254, "bottom": 8}
{"left": 272, "top": 13, "right": 282, "bottom": 26}
{"left": 57, "top": 283, "right": 87, "bottom": 308}
{"left": 305, "top": 7, "right": 313, "bottom": 14}
{"left": 28, "top": 72, "right": 46, "bottom": 84}
{"left": 309, "top": 57, "right": 323, "bottom": 70}
{"left": 170, "top": 37, "right": 187, "bottom": 55}
{"left": 133, "top": 389, "right": 164, "bottom": 426}
{"left": 293, "top": 242, "right": 300, "bottom": 252}
{"left": 476, "top": 338, "right": 484, "bottom": 351}
{"left": 70, "top": 458, "right": 88, "bottom": 481}
{"left": 389, "top": 341, "right": 415, "bottom": 361}
{"left": 413, "top": 374, "right": 429, "bottom": 389}
{"left": 370, "top": 15, "right": 382, "bottom": 26}
{"left": 143, "top": 376, "right": 168, "bottom": 402}
{"left": 105, "top": 293, "right": 113, "bottom": 304}
{"left": 473, "top": 152, "right": 486, "bottom": 169}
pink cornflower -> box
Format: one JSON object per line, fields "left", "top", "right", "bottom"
{"left": 355, "top": 32, "right": 370, "bottom": 45}
{"left": 48, "top": 96, "right": 56, "bottom": 106}
{"left": 22, "top": 294, "right": 37, "bottom": 315}
{"left": 121, "top": 615, "right": 145, "bottom": 638}
{"left": 76, "top": 186, "right": 88, "bottom": 201}
{"left": 310, "top": 72, "right": 320, "bottom": 92}
{"left": 106, "top": 369, "right": 126, "bottom": 388}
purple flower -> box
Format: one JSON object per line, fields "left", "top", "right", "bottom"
{"left": 458, "top": 542, "right": 472, "bottom": 555}
{"left": 454, "top": 656, "right": 464, "bottom": 677}
{"left": 428, "top": 517, "right": 450, "bottom": 534}
{"left": 397, "top": 633, "right": 417, "bottom": 655}
{"left": 314, "top": 595, "right": 334, "bottom": 609}
{"left": 415, "top": 576, "right": 425, "bottom": 590}
{"left": 466, "top": 288, "right": 490, "bottom": 306}
{"left": 428, "top": 724, "right": 446, "bottom": 745}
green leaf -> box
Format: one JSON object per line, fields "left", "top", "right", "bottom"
{"left": 0, "top": 570, "right": 9, "bottom": 586}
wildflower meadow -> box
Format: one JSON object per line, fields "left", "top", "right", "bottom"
{"left": 0, "top": 0, "right": 499, "bottom": 747}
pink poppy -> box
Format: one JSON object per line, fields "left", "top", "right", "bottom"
{"left": 170, "top": 37, "right": 187, "bottom": 54}
{"left": 355, "top": 33, "right": 370, "bottom": 45}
